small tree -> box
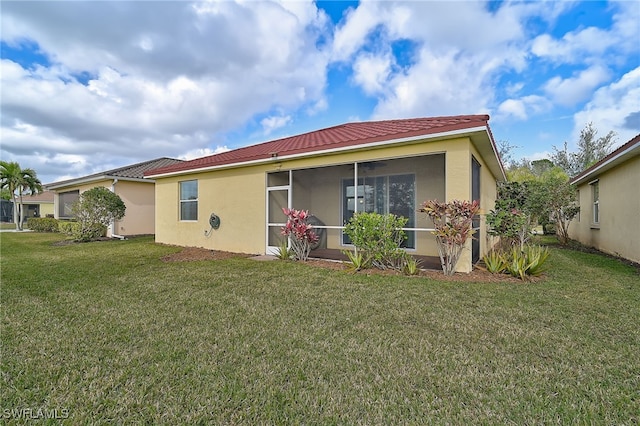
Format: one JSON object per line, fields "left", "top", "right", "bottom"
{"left": 71, "top": 187, "right": 126, "bottom": 241}
{"left": 486, "top": 181, "right": 533, "bottom": 250}
{"left": 527, "top": 173, "right": 579, "bottom": 245}
{"left": 419, "top": 199, "right": 480, "bottom": 275}
{"left": 281, "top": 208, "right": 319, "bottom": 261}
{"left": 551, "top": 123, "right": 616, "bottom": 177}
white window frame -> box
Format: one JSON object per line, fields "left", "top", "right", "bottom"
{"left": 179, "top": 180, "right": 198, "bottom": 221}
{"left": 590, "top": 180, "right": 599, "bottom": 226}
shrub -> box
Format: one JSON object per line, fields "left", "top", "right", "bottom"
{"left": 281, "top": 208, "right": 319, "bottom": 261}
{"left": 58, "top": 221, "right": 106, "bottom": 242}
{"left": 419, "top": 199, "right": 480, "bottom": 275}
{"left": 72, "top": 187, "right": 125, "bottom": 242}
{"left": 543, "top": 223, "right": 557, "bottom": 235}
{"left": 343, "top": 212, "right": 408, "bottom": 270}
{"left": 26, "top": 217, "right": 59, "bottom": 232}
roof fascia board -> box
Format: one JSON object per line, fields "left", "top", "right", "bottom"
{"left": 147, "top": 126, "right": 490, "bottom": 179}
{"left": 46, "top": 175, "right": 153, "bottom": 190}
{"left": 570, "top": 140, "right": 640, "bottom": 185}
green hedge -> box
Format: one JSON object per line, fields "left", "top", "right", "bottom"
{"left": 26, "top": 217, "right": 59, "bottom": 232}
{"left": 58, "top": 221, "right": 107, "bottom": 241}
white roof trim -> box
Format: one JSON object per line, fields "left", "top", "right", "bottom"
{"left": 570, "top": 140, "right": 640, "bottom": 185}
{"left": 45, "top": 175, "right": 154, "bottom": 190}
{"left": 147, "top": 126, "right": 491, "bottom": 179}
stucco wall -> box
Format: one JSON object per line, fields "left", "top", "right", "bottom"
{"left": 155, "top": 167, "right": 268, "bottom": 254}
{"left": 568, "top": 155, "right": 640, "bottom": 263}
{"left": 52, "top": 179, "right": 156, "bottom": 237}
{"left": 112, "top": 181, "right": 156, "bottom": 236}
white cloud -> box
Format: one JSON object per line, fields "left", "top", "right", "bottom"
{"left": 261, "top": 114, "right": 293, "bottom": 135}
{"left": 543, "top": 65, "right": 611, "bottom": 106}
{"left": 331, "top": 3, "right": 381, "bottom": 61}
{"left": 0, "top": 1, "right": 331, "bottom": 182}
{"left": 497, "top": 95, "right": 550, "bottom": 120}
{"left": 371, "top": 49, "right": 494, "bottom": 119}
{"left": 531, "top": 1, "right": 640, "bottom": 64}
{"left": 531, "top": 28, "right": 612, "bottom": 63}
{"left": 179, "top": 146, "right": 231, "bottom": 161}
{"left": 333, "top": 1, "right": 555, "bottom": 119}
{"left": 352, "top": 52, "right": 393, "bottom": 95}
{"left": 572, "top": 66, "right": 640, "bottom": 147}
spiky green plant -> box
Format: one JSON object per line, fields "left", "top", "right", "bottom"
{"left": 483, "top": 249, "right": 507, "bottom": 274}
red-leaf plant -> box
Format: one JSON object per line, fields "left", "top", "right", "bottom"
{"left": 419, "top": 199, "right": 480, "bottom": 275}
{"left": 281, "top": 208, "right": 319, "bottom": 261}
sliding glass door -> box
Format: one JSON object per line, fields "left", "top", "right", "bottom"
{"left": 342, "top": 173, "right": 415, "bottom": 248}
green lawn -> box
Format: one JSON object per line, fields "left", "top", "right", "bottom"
{"left": 1, "top": 233, "right": 638, "bottom": 424}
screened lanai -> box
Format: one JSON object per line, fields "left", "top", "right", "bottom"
{"left": 266, "top": 153, "right": 447, "bottom": 266}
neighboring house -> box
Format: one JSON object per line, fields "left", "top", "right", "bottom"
{"left": 20, "top": 190, "right": 55, "bottom": 218}
{"left": 45, "top": 158, "right": 183, "bottom": 237}
{"left": 569, "top": 134, "right": 640, "bottom": 264}
{"left": 146, "top": 115, "right": 506, "bottom": 273}
{"left": 0, "top": 191, "right": 54, "bottom": 223}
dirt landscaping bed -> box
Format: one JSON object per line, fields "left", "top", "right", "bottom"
{"left": 161, "top": 245, "right": 524, "bottom": 283}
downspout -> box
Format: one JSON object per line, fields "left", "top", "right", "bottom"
{"left": 110, "top": 179, "right": 126, "bottom": 240}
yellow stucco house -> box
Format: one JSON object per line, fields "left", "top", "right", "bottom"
{"left": 146, "top": 115, "right": 506, "bottom": 272}
{"left": 20, "top": 190, "right": 55, "bottom": 219}
{"left": 45, "top": 158, "right": 182, "bottom": 237}
{"left": 569, "top": 134, "right": 640, "bottom": 264}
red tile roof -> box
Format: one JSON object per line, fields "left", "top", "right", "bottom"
{"left": 146, "top": 115, "right": 493, "bottom": 177}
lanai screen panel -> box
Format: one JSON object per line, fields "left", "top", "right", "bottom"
{"left": 287, "top": 154, "right": 445, "bottom": 254}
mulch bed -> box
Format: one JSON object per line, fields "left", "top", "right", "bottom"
{"left": 160, "top": 245, "right": 525, "bottom": 283}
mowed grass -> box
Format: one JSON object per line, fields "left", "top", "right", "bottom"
{"left": 1, "top": 233, "right": 638, "bottom": 424}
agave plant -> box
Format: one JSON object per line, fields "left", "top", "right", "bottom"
{"left": 482, "top": 249, "right": 507, "bottom": 274}
{"left": 402, "top": 254, "right": 423, "bottom": 276}
{"left": 504, "top": 245, "right": 550, "bottom": 280}
{"left": 342, "top": 249, "right": 370, "bottom": 272}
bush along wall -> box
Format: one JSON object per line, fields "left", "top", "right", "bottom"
{"left": 26, "top": 217, "right": 60, "bottom": 232}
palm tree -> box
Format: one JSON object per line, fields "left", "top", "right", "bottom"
{"left": 0, "top": 161, "right": 43, "bottom": 230}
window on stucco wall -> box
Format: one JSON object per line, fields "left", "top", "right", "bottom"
{"left": 58, "top": 190, "right": 79, "bottom": 218}
{"left": 590, "top": 180, "right": 599, "bottom": 225}
{"left": 179, "top": 180, "right": 198, "bottom": 221}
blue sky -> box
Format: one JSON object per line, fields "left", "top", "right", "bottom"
{"left": 1, "top": 0, "right": 638, "bottom": 184}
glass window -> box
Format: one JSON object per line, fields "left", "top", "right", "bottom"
{"left": 592, "top": 181, "right": 599, "bottom": 224}
{"left": 58, "top": 190, "right": 79, "bottom": 218}
{"left": 180, "top": 180, "right": 198, "bottom": 221}
{"left": 342, "top": 174, "right": 415, "bottom": 248}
